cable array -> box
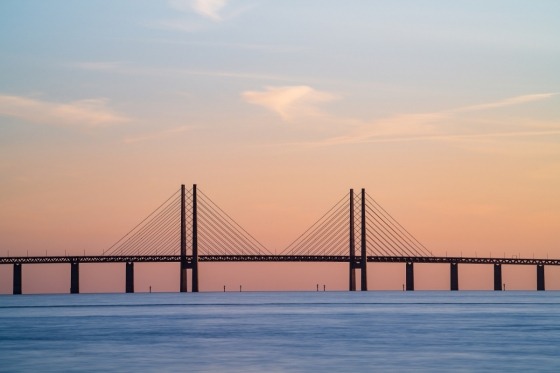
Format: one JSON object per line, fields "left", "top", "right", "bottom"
{"left": 104, "top": 189, "right": 182, "bottom": 256}
{"left": 198, "top": 190, "right": 271, "bottom": 255}
{"left": 279, "top": 194, "right": 350, "bottom": 256}
{"left": 279, "top": 191, "right": 432, "bottom": 258}
{"left": 103, "top": 186, "right": 431, "bottom": 259}
{"left": 364, "top": 193, "right": 432, "bottom": 257}
{"left": 105, "top": 187, "right": 270, "bottom": 257}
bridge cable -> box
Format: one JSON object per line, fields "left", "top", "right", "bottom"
{"left": 104, "top": 189, "right": 180, "bottom": 255}
{"left": 280, "top": 193, "right": 348, "bottom": 255}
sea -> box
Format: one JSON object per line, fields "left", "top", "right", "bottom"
{"left": 1, "top": 291, "right": 559, "bottom": 372}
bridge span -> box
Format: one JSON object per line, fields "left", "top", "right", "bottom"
{"left": 1, "top": 185, "right": 555, "bottom": 294}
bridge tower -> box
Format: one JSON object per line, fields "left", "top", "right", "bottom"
{"left": 192, "top": 184, "right": 199, "bottom": 292}
{"left": 349, "top": 188, "right": 368, "bottom": 291}
{"left": 180, "top": 184, "right": 188, "bottom": 292}
{"left": 360, "top": 189, "right": 367, "bottom": 291}
{"left": 180, "top": 184, "right": 199, "bottom": 293}
{"left": 349, "top": 189, "right": 356, "bottom": 291}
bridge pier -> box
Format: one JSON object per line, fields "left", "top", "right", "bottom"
{"left": 450, "top": 263, "right": 459, "bottom": 291}
{"left": 180, "top": 262, "right": 188, "bottom": 292}
{"left": 70, "top": 261, "right": 79, "bottom": 294}
{"left": 13, "top": 263, "right": 22, "bottom": 295}
{"left": 494, "top": 264, "right": 502, "bottom": 291}
{"left": 126, "top": 262, "right": 134, "bottom": 293}
{"left": 349, "top": 266, "right": 356, "bottom": 291}
{"left": 537, "top": 264, "right": 545, "bottom": 291}
{"left": 406, "top": 262, "right": 414, "bottom": 291}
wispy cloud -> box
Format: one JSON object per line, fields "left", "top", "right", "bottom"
{"left": 157, "top": 0, "right": 249, "bottom": 31}
{"left": 168, "top": 0, "right": 228, "bottom": 21}
{"left": 278, "top": 93, "right": 560, "bottom": 147}
{"left": 74, "top": 60, "right": 298, "bottom": 83}
{"left": 190, "top": 0, "right": 229, "bottom": 21}
{"left": 124, "top": 125, "right": 193, "bottom": 144}
{"left": 0, "top": 94, "right": 129, "bottom": 127}
{"left": 454, "top": 93, "right": 558, "bottom": 113}
{"left": 291, "top": 92, "right": 559, "bottom": 147}
{"left": 242, "top": 86, "right": 337, "bottom": 121}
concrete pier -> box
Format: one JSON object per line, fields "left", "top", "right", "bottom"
{"left": 450, "top": 263, "right": 459, "bottom": 291}
{"left": 537, "top": 264, "right": 545, "bottom": 291}
{"left": 13, "top": 263, "right": 22, "bottom": 295}
{"left": 406, "top": 262, "right": 414, "bottom": 291}
{"left": 126, "top": 262, "right": 134, "bottom": 293}
{"left": 70, "top": 261, "right": 79, "bottom": 294}
{"left": 494, "top": 264, "right": 502, "bottom": 291}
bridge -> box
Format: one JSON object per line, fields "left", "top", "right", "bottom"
{"left": 1, "top": 185, "right": 554, "bottom": 294}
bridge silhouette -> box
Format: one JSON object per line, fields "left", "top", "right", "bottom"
{"left": 1, "top": 185, "right": 556, "bottom": 294}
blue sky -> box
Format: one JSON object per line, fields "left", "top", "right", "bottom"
{"left": 1, "top": 0, "right": 559, "bottom": 260}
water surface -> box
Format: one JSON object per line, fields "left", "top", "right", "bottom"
{"left": 1, "top": 291, "right": 559, "bottom": 372}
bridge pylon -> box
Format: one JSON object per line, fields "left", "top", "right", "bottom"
{"left": 349, "top": 188, "right": 368, "bottom": 291}
{"left": 349, "top": 189, "right": 356, "bottom": 291}
{"left": 192, "top": 184, "right": 199, "bottom": 292}
{"left": 180, "top": 184, "right": 199, "bottom": 293}
{"left": 180, "top": 184, "right": 188, "bottom": 292}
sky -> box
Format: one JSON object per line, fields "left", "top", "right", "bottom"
{"left": 1, "top": 0, "right": 560, "bottom": 293}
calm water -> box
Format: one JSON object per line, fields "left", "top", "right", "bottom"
{"left": 1, "top": 291, "right": 560, "bottom": 372}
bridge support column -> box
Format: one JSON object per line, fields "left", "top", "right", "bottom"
{"left": 180, "top": 184, "right": 188, "bottom": 293}
{"left": 13, "top": 263, "right": 22, "bottom": 295}
{"left": 349, "top": 189, "right": 356, "bottom": 291}
{"left": 450, "top": 263, "right": 459, "bottom": 291}
{"left": 180, "top": 261, "right": 188, "bottom": 292}
{"left": 126, "top": 262, "right": 134, "bottom": 293}
{"left": 192, "top": 184, "right": 199, "bottom": 292}
{"left": 70, "top": 261, "right": 79, "bottom": 294}
{"left": 360, "top": 188, "right": 367, "bottom": 291}
{"left": 494, "top": 264, "right": 502, "bottom": 291}
{"left": 537, "top": 265, "right": 545, "bottom": 291}
{"left": 406, "top": 262, "right": 414, "bottom": 291}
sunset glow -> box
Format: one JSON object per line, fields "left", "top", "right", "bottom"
{"left": 1, "top": 1, "right": 559, "bottom": 293}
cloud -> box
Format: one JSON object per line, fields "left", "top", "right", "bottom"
{"left": 455, "top": 93, "right": 558, "bottom": 113}
{"left": 290, "top": 92, "right": 559, "bottom": 147}
{"left": 73, "top": 60, "right": 305, "bottom": 83}
{"left": 242, "top": 86, "right": 337, "bottom": 121}
{"left": 124, "top": 125, "right": 193, "bottom": 144}
{"left": 167, "top": 0, "right": 232, "bottom": 22}
{"left": 0, "top": 94, "right": 129, "bottom": 127}
{"left": 191, "top": 0, "right": 228, "bottom": 21}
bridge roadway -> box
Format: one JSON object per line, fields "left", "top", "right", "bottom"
{"left": 1, "top": 254, "right": 559, "bottom": 265}
{"left": 2, "top": 255, "right": 552, "bottom": 294}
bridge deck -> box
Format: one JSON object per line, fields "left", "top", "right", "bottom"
{"left": 0, "top": 255, "right": 558, "bottom": 265}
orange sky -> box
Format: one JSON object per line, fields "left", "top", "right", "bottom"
{"left": 1, "top": 1, "right": 560, "bottom": 293}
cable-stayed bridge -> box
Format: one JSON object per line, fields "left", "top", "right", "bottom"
{"left": 1, "top": 185, "right": 556, "bottom": 294}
